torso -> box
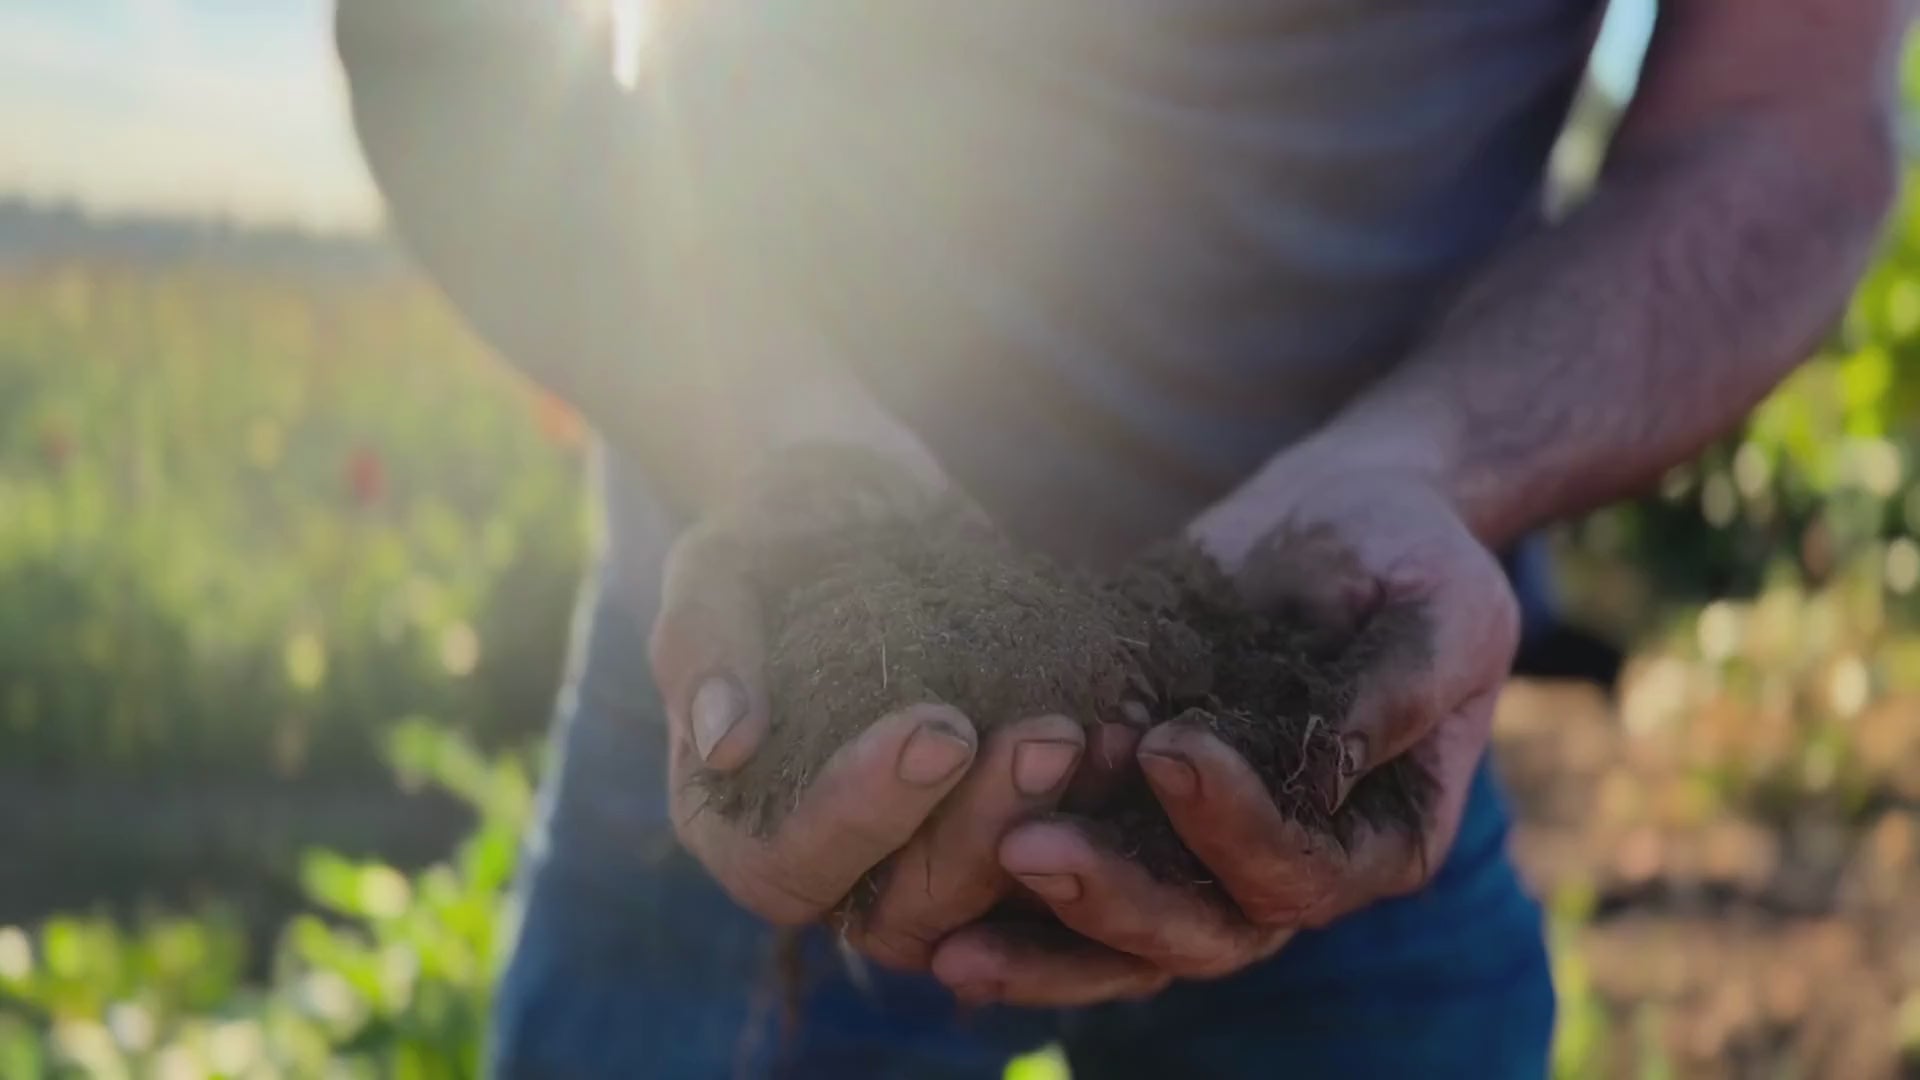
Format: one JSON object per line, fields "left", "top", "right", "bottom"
{"left": 616, "top": 0, "right": 1603, "bottom": 567}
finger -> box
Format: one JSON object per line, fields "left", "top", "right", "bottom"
{"left": 996, "top": 818, "right": 1277, "bottom": 979}
{"left": 931, "top": 921, "right": 1171, "bottom": 1008}
{"left": 1136, "top": 719, "right": 1353, "bottom": 928}
{"left": 1409, "top": 686, "right": 1498, "bottom": 875}
{"left": 1284, "top": 690, "right": 1495, "bottom": 927}
{"left": 1060, "top": 721, "right": 1141, "bottom": 812}
{"left": 672, "top": 704, "right": 977, "bottom": 924}
{"left": 1333, "top": 555, "right": 1517, "bottom": 809}
{"left": 648, "top": 526, "right": 770, "bottom": 771}
{"left": 850, "top": 715, "right": 1085, "bottom": 970}
{"left": 1141, "top": 717, "right": 1429, "bottom": 928}
{"left": 1138, "top": 688, "right": 1497, "bottom": 931}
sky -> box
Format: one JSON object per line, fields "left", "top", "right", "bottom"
{"left": 0, "top": 0, "right": 1656, "bottom": 235}
{"left": 0, "top": 0, "right": 380, "bottom": 231}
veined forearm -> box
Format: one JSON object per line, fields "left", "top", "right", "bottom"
{"left": 1316, "top": 104, "right": 1898, "bottom": 549}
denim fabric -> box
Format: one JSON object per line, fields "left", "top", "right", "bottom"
{"left": 491, "top": 587, "right": 1555, "bottom": 1079}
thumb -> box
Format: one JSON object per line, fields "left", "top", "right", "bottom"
{"left": 648, "top": 525, "right": 772, "bottom": 772}
{"left": 1330, "top": 559, "right": 1518, "bottom": 812}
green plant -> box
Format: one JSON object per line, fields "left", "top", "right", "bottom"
{"left": 0, "top": 720, "right": 531, "bottom": 1078}
{"left": 0, "top": 269, "right": 587, "bottom": 781}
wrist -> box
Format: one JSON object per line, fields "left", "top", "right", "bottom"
{"left": 1189, "top": 389, "right": 1493, "bottom": 573}
{"left": 739, "top": 372, "right": 948, "bottom": 493}
{"left": 659, "top": 366, "right": 948, "bottom": 522}
{"left": 1302, "top": 383, "right": 1530, "bottom": 549}
{"left": 1301, "top": 389, "right": 1457, "bottom": 491}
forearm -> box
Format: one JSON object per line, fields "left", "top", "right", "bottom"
{"left": 1303, "top": 102, "right": 1898, "bottom": 549}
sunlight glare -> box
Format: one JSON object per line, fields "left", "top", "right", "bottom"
{"left": 611, "top": 0, "right": 651, "bottom": 91}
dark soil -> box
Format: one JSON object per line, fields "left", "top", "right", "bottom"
{"left": 701, "top": 447, "right": 1434, "bottom": 889}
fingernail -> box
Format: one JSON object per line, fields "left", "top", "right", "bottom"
{"left": 1017, "top": 873, "right": 1083, "bottom": 903}
{"left": 1094, "top": 723, "right": 1141, "bottom": 771}
{"left": 1139, "top": 750, "right": 1198, "bottom": 799}
{"left": 691, "top": 677, "right": 746, "bottom": 762}
{"left": 1327, "top": 733, "right": 1368, "bottom": 813}
{"left": 897, "top": 720, "right": 973, "bottom": 786}
{"left": 1013, "top": 739, "right": 1082, "bottom": 797}
{"left": 1338, "top": 732, "right": 1368, "bottom": 777}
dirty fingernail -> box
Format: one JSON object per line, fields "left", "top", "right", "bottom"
{"left": 1325, "top": 733, "right": 1368, "bottom": 812}
{"left": 1013, "top": 739, "right": 1082, "bottom": 797}
{"left": 1094, "top": 723, "right": 1141, "bottom": 770}
{"left": 1017, "top": 873, "right": 1083, "bottom": 903}
{"left": 1139, "top": 750, "right": 1199, "bottom": 799}
{"left": 691, "top": 677, "right": 746, "bottom": 762}
{"left": 1337, "top": 732, "right": 1369, "bottom": 777}
{"left": 898, "top": 721, "right": 974, "bottom": 786}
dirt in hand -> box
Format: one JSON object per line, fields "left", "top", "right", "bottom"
{"left": 699, "top": 447, "right": 1434, "bottom": 887}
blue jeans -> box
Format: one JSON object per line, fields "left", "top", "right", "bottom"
{"left": 491, "top": 584, "right": 1555, "bottom": 1079}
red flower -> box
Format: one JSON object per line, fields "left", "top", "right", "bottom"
{"left": 346, "top": 445, "right": 387, "bottom": 507}
{"left": 531, "top": 390, "right": 586, "bottom": 450}
{"left": 38, "top": 423, "right": 73, "bottom": 474}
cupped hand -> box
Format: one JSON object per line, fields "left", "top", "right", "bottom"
{"left": 646, "top": 448, "right": 1135, "bottom": 971}
{"left": 929, "top": 460, "right": 1520, "bottom": 1007}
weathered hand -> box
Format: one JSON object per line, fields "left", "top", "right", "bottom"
{"left": 647, "top": 447, "right": 1129, "bottom": 971}
{"left": 928, "top": 456, "right": 1520, "bottom": 1006}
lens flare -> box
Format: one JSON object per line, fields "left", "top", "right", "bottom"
{"left": 611, "top": 0, "right": 650, "bottom": 90}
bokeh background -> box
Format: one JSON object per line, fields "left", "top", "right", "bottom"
{"left": 9, "top": 1, "right": 1920, "bottom": 1077}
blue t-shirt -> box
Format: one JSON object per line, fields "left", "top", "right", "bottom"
{"left": 344, "top": 4, "right": 1596, "bottom": 1069}
{"left": 616, "top": 0, "right": 1602, "bottom": 562}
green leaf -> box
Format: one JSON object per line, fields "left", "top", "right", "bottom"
{"left": 300, "top": 852, "right": 369, "bottom": 917}
{"left": 1005, "top": 1045, "right": 1072, "bottom": 1080}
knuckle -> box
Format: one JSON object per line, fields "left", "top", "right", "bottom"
{"left": 828, "top": 805, "right": 919, "bottom": 859}
{"left": 770, "top": 854, "right": 856, "bottom": 916}
{"left": 1170, "top": 941, "right": 1252, "bottom": 980}
{"left": 1299, "top": 898, "right": 1346, "bottom": 931}
{"left": 1296, "top": 876, "right": 1366, "bottom": 929}
{"left": 1381, "top": 690, "right": 1439, "bottom": 748}
{"left": 1233, "top": 850, "right": 1343, "bottom": 929}
{"left": 1391, "top": 854, "right": 1435, "bottom": 896}
{"left": 1240, "top": 883, "right": 1330, "bottom": 929}
{"left": 735, "top": 868, "right": 835, "bottom": 926}
{"left": 849, "top": 920, "right": 939, "bottom": 972}
{"left": 707, "top": 847, "right": 839, "bottom": 925}
{"left": 1072, "top": 914, "right": 1164, "bottom": 963}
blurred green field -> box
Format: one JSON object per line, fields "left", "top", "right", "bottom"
{"left": 0, "top": 267, "right": 586, "bottom": 779}
{"left": 8, "top": 153, "right": 1920, "bottom": 1076}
